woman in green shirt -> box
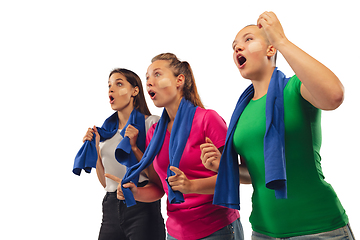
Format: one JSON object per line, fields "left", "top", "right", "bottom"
{"left": 201, "top": 12, "right": 354, "bottom": 239}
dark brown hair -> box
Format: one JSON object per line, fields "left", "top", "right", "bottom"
{"left": 109, "top": 68, "right": 151, "bottom": 116}
{"left": 151, "top": 53, "right": 204, "bottom": 108}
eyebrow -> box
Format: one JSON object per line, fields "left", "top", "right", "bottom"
{"left": 108, "top": 78, "right": 124, "bottom": 83}
{"left": 243, "top": 32, "right": 253, "bottom": 38}
{"left": 146, "top": 68, "right": 161, "bottom": 76}
{"left": 232, "top": 40, "right": 237, "bottom": 49}
{"left": 232, "top": 32, "right": 255, "bottom": 48}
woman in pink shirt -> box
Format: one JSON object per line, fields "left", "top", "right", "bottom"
{"left": 144, "top": 53, "right": 243, "bottom": 240}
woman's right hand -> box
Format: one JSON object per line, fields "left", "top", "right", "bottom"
{"left": 83, "top": 126, "right": 100, "bottom": 149}
{"left": 105, "top": 174, "right": 139, "bottom": 200}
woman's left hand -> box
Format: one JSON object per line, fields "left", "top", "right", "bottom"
{"left": 167, "top": 166, "right": 193, "bottom": 194}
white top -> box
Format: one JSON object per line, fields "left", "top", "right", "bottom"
{"left": 99, "top": 115, "right": 160, "bottom": 192}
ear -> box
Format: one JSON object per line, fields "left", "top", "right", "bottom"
{"left": 176, "top": 74, "right": 185, "bottom": 89}
{"left": 266, "top": 45, "right": 277, "bottom": 59}
{"left": 132, "top": 86, "right": 139, "bottom": 97}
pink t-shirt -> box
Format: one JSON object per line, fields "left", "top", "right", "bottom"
{"left": 146, "top": 108, "right": 240, "bottom": 240}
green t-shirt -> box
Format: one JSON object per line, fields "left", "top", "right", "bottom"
{"left": 233, "top": 75, "right": 348, "bottom": 237}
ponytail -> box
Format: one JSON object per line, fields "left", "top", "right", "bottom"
{"left": 151, "top": 53, "right": 204, "bottom": 108}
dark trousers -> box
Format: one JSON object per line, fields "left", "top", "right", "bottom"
{"left": 98, "top": 191, "right": 165, "bottom": 240}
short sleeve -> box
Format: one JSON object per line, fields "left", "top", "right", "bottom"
{"left": 285, "top": 75, "right": 302, "bottom": 95}
{"left": 146, "top": 123, "right": 157, "bottom": 148}
{"left": 202, "top": 109, "right": 227, "bottom": 149}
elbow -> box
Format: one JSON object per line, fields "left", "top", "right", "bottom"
{"left": 325, "top": 87, "right": 344, "bottom": 110}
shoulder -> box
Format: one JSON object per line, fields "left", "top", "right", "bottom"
{"left": 146, "top": 121, "right": 157, "bottom": 140}
{"left": 194, "top": 108, "right": 227, "bottom": 148}
{"left": 284, "top": 75, "right": 318, "bottom": 113}
{"left": 145, "top": 115, "right": 160, "bottom": 132}
{"left": 194, "top": 108, "right": 226, "bottom": 127}
{"left": 285, "top": 75, "right": 302, "bottom": 95}
{"left": 195, "top": 108, "right": 225, "bottom": 122}
{"left": 145, "top": 115, "right": 160, "bottom": 125}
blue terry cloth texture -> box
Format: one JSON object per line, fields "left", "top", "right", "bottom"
{"left": 115, "top": 110, "right": 146, "bottom": 185}
{"left": 121, "top": 98, "right": 197, "bottom": 207}
{"left": 213, "top": 67, "right": 289, "bottom": 210}
{"left": 72, "top": 109, "right": 145, "bottom": 177}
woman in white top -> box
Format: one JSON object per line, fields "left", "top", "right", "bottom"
{"left": 83, "top": 68, "right": 165, "bottom": 240}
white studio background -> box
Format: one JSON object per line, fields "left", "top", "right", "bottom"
{"left": 0, "top": 0, "right": 358, "bottom": 239}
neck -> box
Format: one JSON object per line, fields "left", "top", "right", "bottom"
{"left": 251, "top": 66, "right": 276, "bottom": 100}
{"left": 117, "top": 105, "right": 134, "bottom": 129}
{"left": 165, "top": 96, "right": 182, "bottom": 132}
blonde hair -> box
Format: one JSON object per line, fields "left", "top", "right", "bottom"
{"left": 151, "top": 53, "right": 204, "bottom": 108}
{"left": 243, "top": 25, "right": 278, "bottom": 63}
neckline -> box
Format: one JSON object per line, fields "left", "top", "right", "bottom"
{"left": 251, "top": 93, "right": 267, "bottom": 102}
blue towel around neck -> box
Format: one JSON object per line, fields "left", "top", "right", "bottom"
{"left": 121, "top": 98, "right": 197, "bottom": 207}
{"left": 115, "top": 109, "right": 146, "bottom": 167}
{"left": 72, "top": 109, "right": 145, "bottom": 176}
{"left": 115, "top": 109, "right": 145, "bottom": 186}
{"left": 213, "top": 67, "right": 289, "bottom": 210}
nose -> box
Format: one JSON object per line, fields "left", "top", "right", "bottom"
{"left": 108, "top": 85, "right": 114, "bottom": 93}
{"left": 235, "top": 44, "right": 243, "bottom": 53}
{"left": 146, "top": 77, "right": 154, "bottom": 88}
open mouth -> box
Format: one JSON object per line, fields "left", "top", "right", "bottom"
{"left": 109, "top": 95, "right": 115, "bottom": 104}
{"left": 237, "top": 55, "right": 247, "bottom": 67}
{"left": 148, "top": 90, "right": 156, "bottom": 99}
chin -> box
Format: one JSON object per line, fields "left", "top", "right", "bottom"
{"left": 239, "top": 70, "right": 251, "bottom": 80}
{"left": 153, "top": 101, "right": 165, "bottom": 108}
{"left": 110, "top": 104, "right": 123, "bottom": 112}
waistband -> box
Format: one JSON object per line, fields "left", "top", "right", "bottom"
{"left": 106, "top": 180, "right": 149, "bottom": 195}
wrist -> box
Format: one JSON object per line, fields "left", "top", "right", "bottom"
{"left": 273, "top": 37, "right": 291, "bottom": 53}
{"left": 131, "top": 146, "right": 139, "bottom": 153}
{"left": 188, "top": 179, "right": 197, "bottom": 194}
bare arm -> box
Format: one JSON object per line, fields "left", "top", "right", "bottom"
{"left": 126, "top": 124, "right": 152, "bottom": 178}
{"left": 96, "top": 154, "right": 106, "bottom": 188}
{"left": 258, "top": 11, "right": 344, "bottom": 110}
{"left": 133, "top": 182, "right": 164, "bottom": 202}
{"left": 83, "top": 126, "right": 106, "bottom": 188}
{"left": 239, "top": 156, "right": 251, "bottom": 184}
{"left": 168, "top": 166, "right": 217, "bottom": 195}
{"left": 105, "top": 173, "right": 164, "bottom": 202}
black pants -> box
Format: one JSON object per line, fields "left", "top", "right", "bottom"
{"left": 98, "top": 191, "right": 165, "bottom": 240}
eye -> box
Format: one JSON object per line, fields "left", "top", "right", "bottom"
{"left": 108, "top": 84, "right": 111, "bottom": 88}
{"left": 155, "top": 72, "right": 160, "bottom": 77}
{"left": 245, "top": 37, "right": 253, "bottom": 42}
{"left": 116, "top": 82, "right": 122, "bottom": 87}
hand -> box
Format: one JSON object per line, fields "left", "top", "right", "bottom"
{"left": 105, "top": 174, "right": 138, "bottom": 200}
{"left": 200, "top": 137, "right": 221, "bottom": 172}
{"left": 125, "top": 124, "right": 139, "bottom": 150}
{"left": 167, "top": 166, "right": 193, "bottom": 194}
{"left": 83, "top": 126, "right": 100, "bottom": 149}
{"left": 257, "top": 11, "right": 287, "bottom": 48}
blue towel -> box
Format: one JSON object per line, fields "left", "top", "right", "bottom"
{"left": 121, "top": 98, "right": 197, "bottom": 207}
{"left": 73, "top": 109, "right": 145, "bottom": 176}
{"left": 213, "top": 68, "right": 289, "bottom": 210}
{"left": 115, "top": 109, "right": 146, "bottom": 185}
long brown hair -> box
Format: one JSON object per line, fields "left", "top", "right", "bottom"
{"left": 151, "top": 53, "right": 204, "bottom": 109}
{"left": 109, "top": 68, "right": 151, "bottom": 116}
